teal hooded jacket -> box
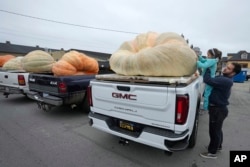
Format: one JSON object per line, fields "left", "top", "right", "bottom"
{"left": 197, "top": 56, "right": 218, "bottom": 110}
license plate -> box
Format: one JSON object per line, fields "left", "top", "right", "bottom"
{"left": 43, "top": 93, "right": 49, "bottom": 97}
{"left": 119, "top": 120, "right": 134, "bottom": 131}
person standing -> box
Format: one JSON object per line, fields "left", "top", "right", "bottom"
{"left": 197, "top": 48, "right": 222, "bottom": 112}
{"left": 200, "top": 62, "right": 241, "bottom": 159}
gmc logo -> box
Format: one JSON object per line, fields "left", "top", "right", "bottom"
{"left": 112, "top": 92, "right": 137, "bottom": 100}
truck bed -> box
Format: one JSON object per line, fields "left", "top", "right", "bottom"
{"left": 28, "top": 73, "right": 95, "bottom": 96}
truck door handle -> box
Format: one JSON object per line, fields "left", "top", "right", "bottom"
{"left": 4, "top": 75, "right": 8, "bottom": 78}
{"left": 117, "top": 86, "right": 130, "bottom": 91}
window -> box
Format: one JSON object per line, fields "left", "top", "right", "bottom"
{"left": 241, "top": 52, "right": 248, "bottom": 59}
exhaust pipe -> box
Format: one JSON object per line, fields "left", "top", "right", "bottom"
{"left": 71, "top": 104, "right": 77, "bottom": 110}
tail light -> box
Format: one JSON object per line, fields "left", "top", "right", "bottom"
{"left": 175, "top": 95, "right": 189, "bottom": 125}
{"left": 87, "top": 86, "right": 93, "bottom": 106}
{"left": 58, "top": 82, "right": 67, "bottom": 93}
{"left": 18, "top": 75, "right": 26, "bottom": 86}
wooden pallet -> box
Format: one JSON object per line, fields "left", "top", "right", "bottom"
{"left": 95, "top": 73, "right": 199, "bottom": 85}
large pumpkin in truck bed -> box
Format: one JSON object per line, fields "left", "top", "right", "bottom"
{"left": 109, "top": 32, "right": 197, "bottom": 77}
{"left": 21, "top": 50, "right": 55, "bottom": 73}
{"left": 52, "top": 50, "right": 99, "bottom": 76}
{"left": 2, "top": 56, "right": 24, "bottom": 70}
{"left": 0, "top": 55, "right": 15, "bottom": 67}
{"left": 52, "top": 60, "right": 77, "bottom": 76}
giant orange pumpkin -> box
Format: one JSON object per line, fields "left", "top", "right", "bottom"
{"left": 0, "top": 55, "right": 15, "bottom": 67}
{"left": 52, "top": 60, "right": 77, "bottom": 76}
{"left": 52, "top": 50, "right": 99, "bottom": 76}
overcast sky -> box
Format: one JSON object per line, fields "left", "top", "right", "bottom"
{"left": 0, "top": 0, "right": 249, "bottom": 56}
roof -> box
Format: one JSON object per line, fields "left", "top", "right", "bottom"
{"left": 221, "top": 57, "right": 228, "bottom": 62}
{"left": 0, "top": 42, "right": 59, "bottom": 54}
{"left": 0, "top": 42, "right": 111, "bottom": 60}
{"left": 227, "top": 50, "right": 250, "bottom": 61}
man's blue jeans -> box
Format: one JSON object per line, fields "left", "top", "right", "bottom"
{"left": 208, "top": 105, "right": 228, "bottom": 154}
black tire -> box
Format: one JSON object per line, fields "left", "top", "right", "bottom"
{"left": 188, "top": 107, "right": 200, "bottom": 148}
{"left": 80, "top": 95, "right": 90, "bottom": 113}
{"left": 23, "top": 93, "right": 29, "bottom": 98}
{"left": 164, "top": 151, "right": 173, "bottom": 156}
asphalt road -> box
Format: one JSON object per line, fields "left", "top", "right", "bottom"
{"left": 0, "top": 81, "right": 250, "bottom": 167}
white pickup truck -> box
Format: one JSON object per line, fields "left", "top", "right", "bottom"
{"left": 0, "top": 68, "right": 29, "bottom": 98}
{"left": 88, "top": 73, "right": 204, "bottom": 153}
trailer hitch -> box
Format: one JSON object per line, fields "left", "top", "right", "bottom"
{"left": 37, "top": 102, "right": 52, "bottom": 112}
{"left": 3, "top": 92, "right": 9, "bottom": 98}
{"left": 119, "top": 137, "right": 130, "bottom": 146}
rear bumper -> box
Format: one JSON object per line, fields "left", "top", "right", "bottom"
{"left": 89, "top": 112, "right": 190, "bottom": 152}
{"left": 0, "top": 85, "right": 24, "bottom": 94}
{"left": 26, "top": 90, "right": 63, "bottom": 106}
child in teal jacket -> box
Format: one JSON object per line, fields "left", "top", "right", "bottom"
{"left": 197, "top": 48, "right": 222, "bottom": 111}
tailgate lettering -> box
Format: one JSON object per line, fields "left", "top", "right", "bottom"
{"left": 112, "top": 92, "right": 136, "bottom": 100}
{"left": 29, "top": 78, "right": 35, "bottom": 82}
{"left": 50, "top": 81, "right": 57, "bottom": 85}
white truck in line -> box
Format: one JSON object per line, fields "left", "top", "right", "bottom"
{"left": 0, "top": 68, "right": 29, "bottom": 98}
{"left": 87, "top": 73, "right": 204, "bottom": 154}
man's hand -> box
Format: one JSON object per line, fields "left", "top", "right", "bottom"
{"left": 203, "top": 68, "right": 211, "bottom": 84}
{"left": 204, "top": 68, "right": 211, "bottom": 76}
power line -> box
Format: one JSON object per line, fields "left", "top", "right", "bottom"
{"left": 0, "top": 9, "right": 139, "bottom": 35}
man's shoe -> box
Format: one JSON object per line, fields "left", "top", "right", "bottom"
{"left": 200, "top": 152, "right": 217, "bottom": 159}
{"left": 217, "top": 147, "right": 222, "bottom": 151}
